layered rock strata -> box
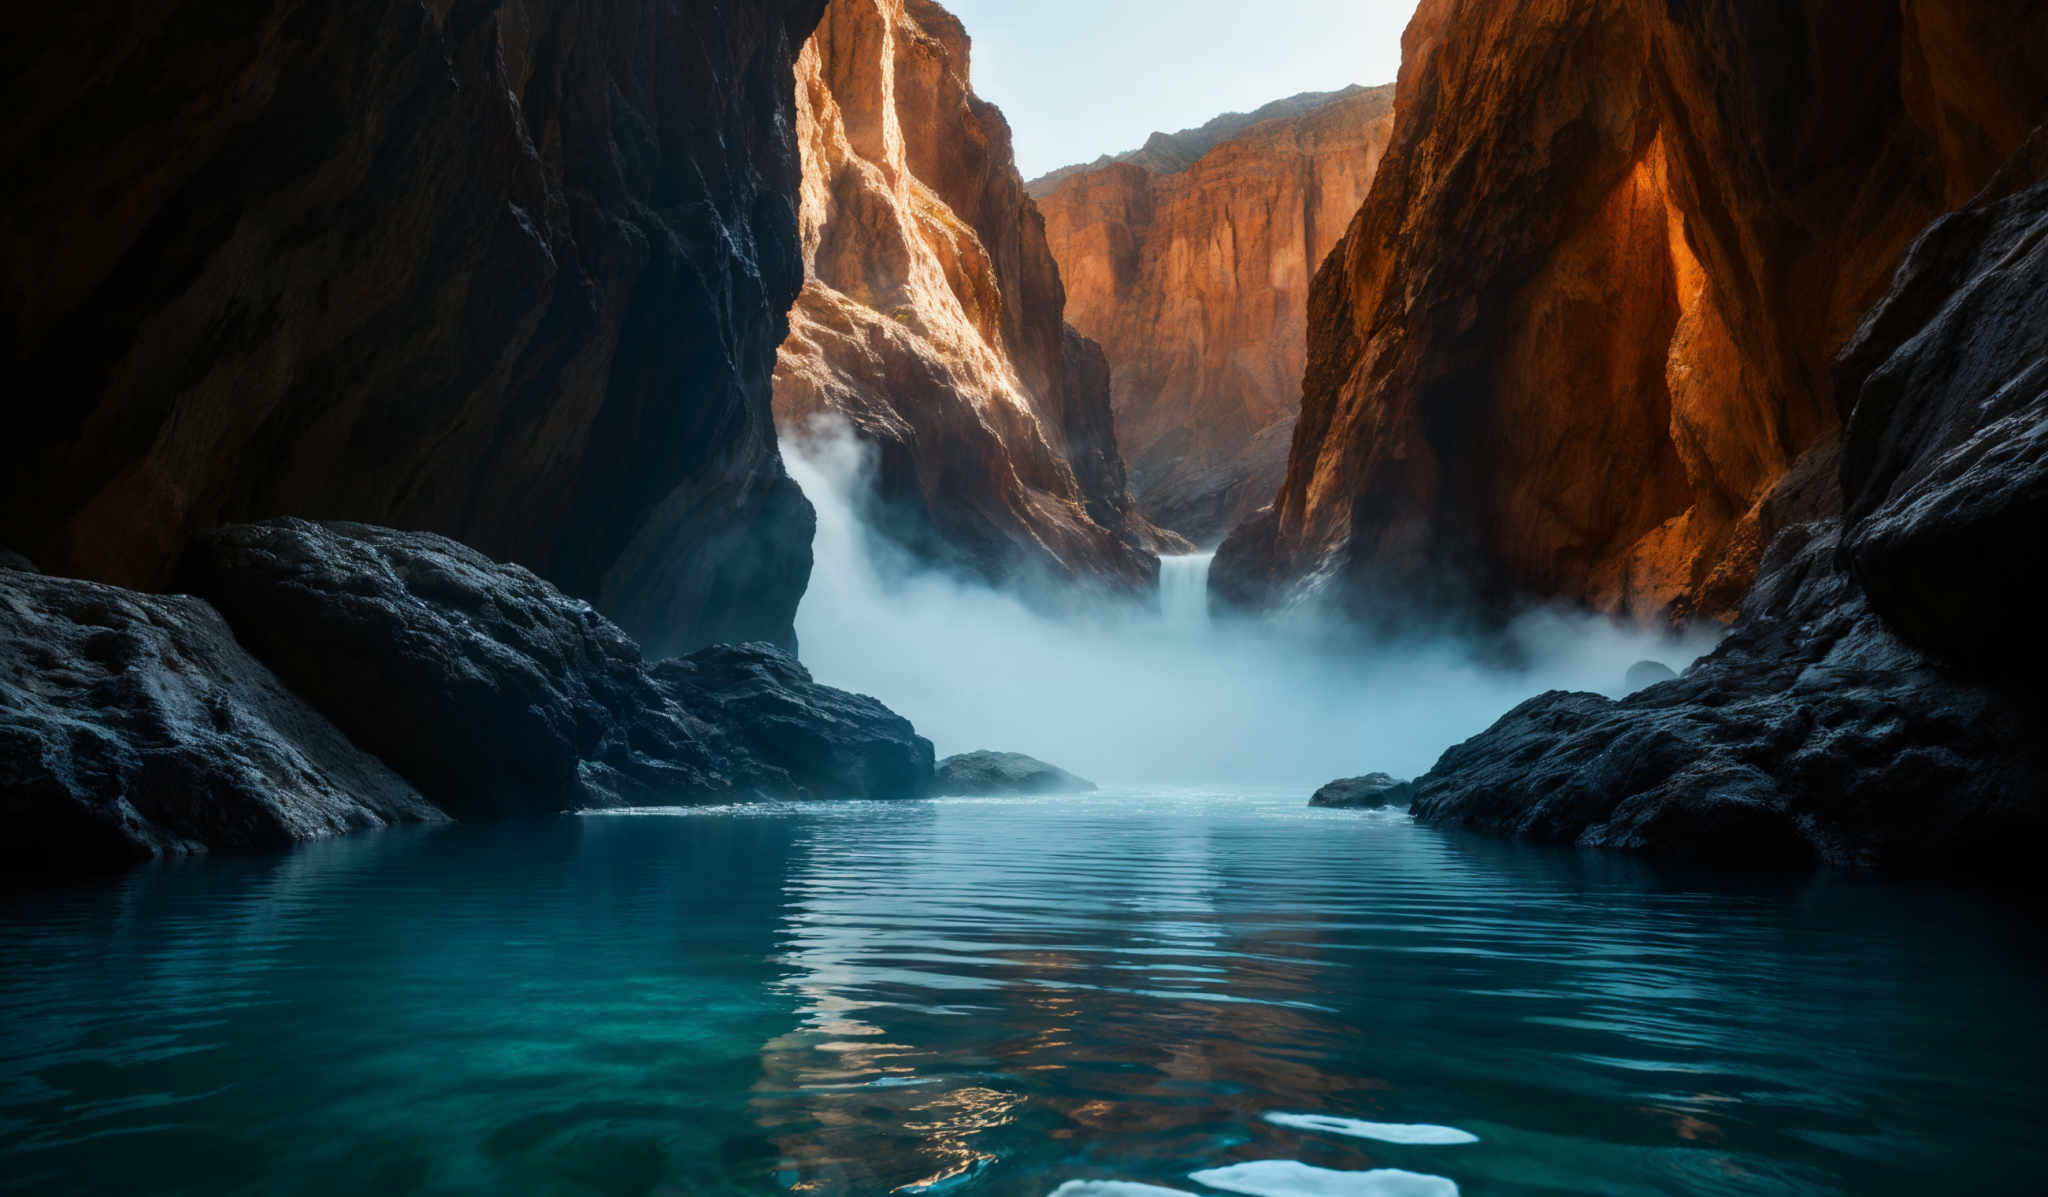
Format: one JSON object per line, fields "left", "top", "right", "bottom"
{"left": 1403, "top": 143, "right": 2048, "bottom": 877}
{"left": 1035, "top": 86, "right": 1398, "bottom": 542}
{"left": 1215, "top": 0, "right": 2048, "bottom": 627}
{"left": 1, "top": 0, "right": 829, "bottom": 656}
{"left": 772, "top": 0, "right": 1167, "bottom": 590}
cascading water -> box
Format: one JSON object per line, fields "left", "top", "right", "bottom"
{"left": 1158, "top": 553, "right": 1215, "bottom": 631}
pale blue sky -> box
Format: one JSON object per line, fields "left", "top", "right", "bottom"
{"left": 940, "top": 0, "right": 1420, "bottom": 180}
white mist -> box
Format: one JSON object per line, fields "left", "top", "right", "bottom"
{"left": 782, "top": 421, "right": 1717, "bottom": 788}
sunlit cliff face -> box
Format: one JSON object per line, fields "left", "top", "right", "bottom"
{"left": 781, "top": 418, "right": 1718, "bottom": 786}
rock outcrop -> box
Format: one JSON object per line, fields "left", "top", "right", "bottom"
{"left": 1214, "top": 0, "right": 2048, "bottom": 628}
{"left": 1405, "top": 144, "right": 2048, "bottom": 878}
{"left": 1, "top": 566, "right": 442, "bottom": 882}
{"left": 0, "top": 0, "right": 830, "bottom": 657}
{"left": 184, "top": 520, "right": 936, "bottom": 816}
{"left": 1035, "top": 86, "right": 1398, "bottom": 543}
{"left": 772, "top": 0, "right": 1168, "bottom": 591}
{"left": 1030, "top": 87, "right": 1378, "bottom": 194}
{"left": 1309, "top": 773, "right": 1415, "bottom": 810}
{"left": 934, "top": 751, "right": 1096, "bottom": 797}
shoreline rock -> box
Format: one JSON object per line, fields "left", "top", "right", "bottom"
{"left": 1310, "top": 774, "right": 1415, "bottom": 809}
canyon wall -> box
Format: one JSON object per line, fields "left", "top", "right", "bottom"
{"left": 1213, "top": 0, "right": 2048, "bottom": 627}
{"left": 0, "top": 0, "right": 828, "bottom": 656}
{"left": 772, "top": 0, "right": 1165, "bottom": 592}
{"left": 1035, "top": 86, "right": 1397, "bottom": 543}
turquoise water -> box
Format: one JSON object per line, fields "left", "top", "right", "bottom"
{"left": 2, "top": 792, "right": 2042, "bottom": 1196}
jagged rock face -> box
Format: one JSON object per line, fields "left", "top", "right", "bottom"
{"left": 0, "top": 566, "right": 442, "bottom": 882}
{"left": 1036, "top": 87, "right": 1397, "bottom": 544}
{"left": 1214, "top": 0, "right": 2048, "bottom": 626}
{"left": 772, "top": 0, "right": 1165, "bottom": 590}
{"left": 184, "top": 520, "right": 936, "bottom": 818}
{"left": 0, "top": 0, "right": 827, "bottom": 657}
{"left": 1405, "top": 143, "right": 2048, "bottom": 878}
{"left": 1028, "top": 85, "right": 1377, "bottom": 192}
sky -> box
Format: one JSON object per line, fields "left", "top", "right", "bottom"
{"left": 940, "top": 0, "right": 1421, "bottom": 180}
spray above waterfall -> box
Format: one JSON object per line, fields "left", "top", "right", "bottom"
{"left": 781, "top": 419, "right": 1719, "bottom": 787}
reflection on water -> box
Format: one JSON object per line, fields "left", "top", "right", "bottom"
{"left": 2, "top": 792, "right": 2044, "bottom": 1196}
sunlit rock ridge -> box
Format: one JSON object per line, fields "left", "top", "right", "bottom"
{"left": 1214, "top": 0, "right": 2047, "bottom": 629}
{"left": 1034, "top": 86, "right": 1398, "bottom": 544}
{"left": 773, "top": 0, "right": 1171, "bottom": 594}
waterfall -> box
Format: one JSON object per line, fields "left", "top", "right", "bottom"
{"left": 1158, "top": 553, "right": 1216, "bottom": 630}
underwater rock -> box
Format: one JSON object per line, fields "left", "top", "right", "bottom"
{"left": 935, "top": 751, "right": 1097, "bottom": 796}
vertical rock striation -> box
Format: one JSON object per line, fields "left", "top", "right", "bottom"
{"left": 1213, "top": 0, "right": 2048, "bottom": 627}
{"left": 772, "top": 0, "right": 1166, "bottom": 592}
{"left": 0, "top": 0, "right": 830, "bottom": 657}
{"left": 1034, "top": 86, "right": 1398, "bottom": 544}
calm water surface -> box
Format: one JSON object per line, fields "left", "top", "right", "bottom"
{"left": 2, "top": 792, "right": 2042, "bottom": 1196}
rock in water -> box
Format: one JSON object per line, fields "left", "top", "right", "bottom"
{"left": 935, "top": 752, "right": 1097, "bottom": 797}
{"left": 0, "top": 0, "right": 827, "bottom": 658}
{"left": 0, "top": 570, "right": 441, "bottom": 881}
{"left": 184, "top": 520, "right": 933, "bottom": 817}
{"left": 1409, "top": 144, "right": 2048, "bottom": 879}
{"left": 1035, "top": 86, "right": 1397, "bottom": 543}
{"left": 1624, "top": 660, "right": 1679, "bottom": 692}
{"left": 1310, "top": 774, "right": 1416, "bottom": 809}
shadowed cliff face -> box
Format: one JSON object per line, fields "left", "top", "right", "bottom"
{"left": 772, "top": 0, "right": 1166, "bottom": 593}
{"left": 1036, "top": 87, "right": 1397, "bottom": 545}
{"left": 0, "top": 0, "right": 828, "bottom": 657}
{"left": 1214, "top": 0, "right": 2048, "bottom": 628}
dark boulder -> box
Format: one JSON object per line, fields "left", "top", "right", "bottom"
{"left": 0, "top": 549, "right": 36, "bottom": 574}
{"left": 935, "top": 751, "right": 1097, "bottom": 797}
{"left": 183, "top": 519, "right": 933, "bottom": 817}
{"left": 1623, "top": 660, "right": 1679, "bottom": 692}
{"left": 1310, "top": 773, "right": 1416, "bottom": 809}
{"left": 1, "top": 570, "right": 441, "bottom": 881}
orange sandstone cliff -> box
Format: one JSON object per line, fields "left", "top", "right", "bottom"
{"left": 1034, "top": 87, "right": 1397, "bottom": 543}
{"left": 772, "top": 0, "right": 1168, "bottom": 591}
{"left": 1213, "top": 0, "right": 2047, "bottom": 626}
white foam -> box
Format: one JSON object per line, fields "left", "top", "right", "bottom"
{"left": 1263, "top": 1112, "right": 1480, "bottom": 1146}
{"left": 1187, "top": 1161, "right": 1460, "bottom": 1197}
{"left": 1046, "top": 1183, "right": 1199, "bottom": 1197}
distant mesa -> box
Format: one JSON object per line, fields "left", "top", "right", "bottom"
{"left": 936, "top": 751, "right": 1097, "bottom": 797}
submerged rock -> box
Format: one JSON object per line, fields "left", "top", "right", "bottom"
{"left": 935, "top": 752, "right": 1097, "bottom": 797}
{"left": 1410, "top": 147, "right": 2048, "bottom": 879}
{"left": 185, "top": 519, "right": 933, "bottom": 817}
{"left": 1623, "top": 660, "right": 1679, "bottom": 692}
{"left": 0, "top": 570, "right": 441, "bottom": 881}
{"left": 1310, "top": 773, "right": 1416, "bottom": 809}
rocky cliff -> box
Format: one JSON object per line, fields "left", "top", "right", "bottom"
{"left": 1, "top": 0, "right": 829, "bottom": 657}
{"left": 772, "top": 0, "right": 1166, "bottom": 591}
{"left": 1214, "top": 0, "right": 2047, "bottom": 627}
{"left": 1035, "top": 86, "right": 1397, "bottom": 542}
{"left": 1406, "top": 136, "right": 2048, "bottom": 877}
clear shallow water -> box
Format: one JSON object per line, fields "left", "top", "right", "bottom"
{"left": 2, "top": 792, "right": 2043, "bottom": 1197}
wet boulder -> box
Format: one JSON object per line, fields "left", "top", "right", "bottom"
{"left": 0, "top": 569, "right": 441, "bottom": 881}
{"left": 183, "top": 520, "right": 932, "bottom": 816}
